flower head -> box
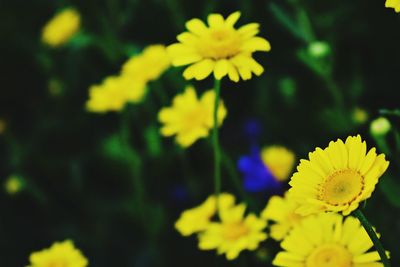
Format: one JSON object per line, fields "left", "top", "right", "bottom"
{"left": 238, "top": 146, "right": 295, "bottom": 192}
{"left": 175, "top": 193, "right": 235, "bottom": 236}
{"left": 370, "top": 117, "right": 391, "bottom": 137}
{"left": 261, "top": 193, "right": 305, "bottom": 241}
{"left": 122, "top": 45, "right": 171, "bottom": 82}
{"left": 273, "top": 213, "right": 387, "bottom": 267}
{"left": 289, "top": 135, "right": 389, "bottom": 216}
{"left": 4, "top": 175, "right": 24, "bottom": 195}
{"left": 261, "top": 146, "right": 296, "bottom": 181}
{"left": 158, "top": 86, "right": 227, "bottom": 147}
{"left": 28, "top": 240, "right": 88, "bottom": 267}
{"left": 86, "top": 76, "right": 146, "bottom": 113}
{"left": 386, "top": 0, "right": 400, "bottom": 12}
{"left": 42, "top": 8, "right": 80, "bottom": 47}
{"left": 168, "top": 11, "right": 271, "bottom": 82}
{"left": 352, "top": 107, "right": 369, "bottom": 125}
{"left": 198, "top": 203, "right": 267, "bottom": 260}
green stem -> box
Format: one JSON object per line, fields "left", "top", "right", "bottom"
{"left": 353, "top": 209, "right": 390, "bottom": 267}
{"left": 212, "top": 79, "right": 222, "bottom": 212}
{"left": 220, "top": 150, "right": 257, "bottom": 211}
{"left": 120, "top": 107, "right": 145, "bottom": 221}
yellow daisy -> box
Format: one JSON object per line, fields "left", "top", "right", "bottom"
{"left": 273, "top": 213, "right": 387, "bottom": 267}
{"left": 289, "top": 135, "right": 389, "bottom": 216}
{"left": 385, "top": 0, "right": 400, "bottom": 12}
{"left": 198, "top": 203, "right": 267, "bottom": 260}
{"left": 261, "top": 146, "right": 296, "bottom": 181}
{"left": 28, "top": 240, "right": 88, "bottom": 267}
{"left": 158, "top": 86, "right": 227, "bottom": 147}
{"left": 86, "top": 75, "right": 146, "bottom": 113}
{"left": 122, "top": 45, "right": 171, "bottom": 82}
{"left": 167, "top": 11, "right": 271, "bottom": 82}
{"left": 175, "top": 193, "right": 235, "bottom": 236}
{"left": 42, "top": 8, "right": 80, "bottom": 47}
{"left": 261, "top": 193, "right": 305, "bottom": 241}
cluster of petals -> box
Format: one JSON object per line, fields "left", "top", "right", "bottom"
{"left": 168, "top": 11, "right": 271, "bottom": 82}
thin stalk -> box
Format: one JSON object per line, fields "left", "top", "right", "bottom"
{"left": 212, "top": 79, "right": 222, "bottom": 213}
{"left": 120, "top": 107, "right": 145, "bottom": 222}
{"left": 353, "top": 209, "right": 391, "bottom": 267}
{"left": 220, "top": 150, "right": 257, "bottom": 211}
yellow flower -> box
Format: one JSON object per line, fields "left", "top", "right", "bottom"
{"left": 86, "top": 75, "right": 146, "bottom": 113}
{"left": 158, "top": 86, "right": 227, "bottom": 147}
{"left": 4, "top": 175, "right": 24, "bottom": 195}
{"left": 261, "top": 146, "right": 295, "bottom": 181}
{"left": 175, "top": 193, "right": 235, "bottom": 236}
{"left": 289, "top": 135, "right": 389, "bottom": 216}
{"left": 28, "top": 240, "right": 88, "bottom": 267}
{"left": 198, "top": 203, "right": 267, "bottom": 260}
{"left": 352, "top": 107, "right": 369, "bottom": 125}
{"left": 386, "top": 0, "right": 400, "bottom": 12}
{"left": 122, "top": 45, "right": 171, "bottom": 82}
{"left": 261, "top": 193, "right": 305, "bottom": 241}
{"left": 273, "top": 213, "right": 387, "bottom": 267}
{"left": 42, "top": 8, "right": 80, "bottom": 47}
{"left": 168, "top": 11, "right": 271, "bottom": 82}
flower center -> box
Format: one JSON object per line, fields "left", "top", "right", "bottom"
{"left": 197, "top": 27, "right": 242, "bottom": 60}
{"left": 222, "top": 222, "right": 249, "bottom": 241}
{"left": 306, "top": 244, "right": 352, "bottom": 267}
{"left": 319, "top": 169, "right": 364, "bottom": 206}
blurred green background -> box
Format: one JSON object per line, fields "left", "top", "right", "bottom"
{"left": 1, "top": 0, "right": 399, "bottom": 266}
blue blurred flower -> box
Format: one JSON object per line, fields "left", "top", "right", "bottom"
{"left": 238, "top": 145, "right": 296, "bottom": 193}
{"left": 238, "top": 148, "right": 281, "bottom": 192}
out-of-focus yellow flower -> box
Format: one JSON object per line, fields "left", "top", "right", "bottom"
{"left": 261, "top": 146, "right": 295, "bottom": 181}
{"left": 289, "top": 135, "right": 389, "bottom": 216}
{"left": 158, "top": 86, "right": 227, "bottom": 147}
{"left": 168, "top": 11, "right": 271, "bottom": 82}
{"left": 260, "top": 193, "right": 305, "bottom": 241}
{"left": 42, "top": 8, "right": 80, "bottom": 47}
{"left": 273, "top": 213, "right": 387, "bottom": 267}
{"left": 28, "top": 240, "right": 88, "bottom": 267}
{"left": 86, "top": 44, "right": 170, "bottom": 113}
{"left": 352, "top": 107, "right": 369, "bottom": 125}
{"left": 386, "top": 0, "right": 400, "bottom": 12}
{"left": 175, "top": 193, "right": 235, "bottom": 236}
{"left": 4, "top": 175, "right": 24, "bottom": 195}
{"left": 86, "top": 76, "right": 146, "bottom": 113}
{"left": 0, "top": 119, "right": 6, "bottom": 134}
{"left": 198, "top": 203, "right": 267, "bottom": 260}
{"left": 122, "top": 45, "right": 171, "bottom": 82}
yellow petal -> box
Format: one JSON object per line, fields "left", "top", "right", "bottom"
{"left": 213, "top": 59, "right": 229, "bottom": 80}
{"left": 186, "top": 18, "right": 208, "bottom": 35}
{"left": 243, "top": 37, "right": 271, "bottom": 52}
{"left": 225, "top": 11, "right": 241, "bottom": 26}
{"left": 207, "top": 13, "right": 224, "bottom": 27}
{"left": 227, "top": 62, "right": 240, "bottom": 82}
{"left": 183, "top": 59, "right": 215, "bottom": 80}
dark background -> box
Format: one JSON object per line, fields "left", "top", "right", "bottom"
{"left": 1, "top": 0, "right": 399, "bottom": 266}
